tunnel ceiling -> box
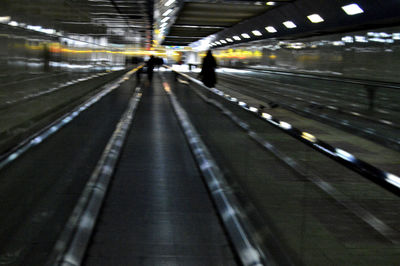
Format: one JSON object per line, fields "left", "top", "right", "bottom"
{"left": 0, "top": 0, "right": 154, "bottom": 46}
{"left": 3, "top": 0, "right": 400, "bottom": 49}
{"left": 207, "top": 0, "right": 400, "bottom": 49}
{"left": 162, "top": 0, "right": 293, "bottom": 46}
{"left": 160, "top": 0, "right": 400, "bottom": 48}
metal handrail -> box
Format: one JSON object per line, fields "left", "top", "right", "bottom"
{"left": 242, "top": 66, "right": 400, "bottom": 90}
{"left": 172, "top": 67, "right": 400, "bottom": 197}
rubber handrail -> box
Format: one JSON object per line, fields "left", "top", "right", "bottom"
{"left": 171, "top": 67, "right": 400, "bottom": 197}
{"left": 242, "top": 67, "right": 400, "bottom": 90}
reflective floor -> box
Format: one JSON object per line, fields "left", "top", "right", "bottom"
{"left": 83, "top": 75, "right": 237, "bottom": 265}
{"left": 171, "top": 70, "right": 400, "bottom": 265}
{"left": 0, "top": 68, "right": 399, "bottom": 265}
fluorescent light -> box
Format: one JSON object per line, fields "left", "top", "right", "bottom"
{"left": 220, "top": 40, "right": 227, "bottom": 44}
{"left": 333, "top": 41, "right": 345, "bottom": 46}
{"left": 162, "top": 9, "right": 173, "bottom": 16}
{"left": 241, "top": 33, "right": 250, "bottom": 39}
{"left": 301, "top": 132, "right": 316, "bottom": 143}
{"left": 386, "top": 173, "right": 400, "bottom": 188}
{"left": 307, "top": 14, "right": 324, "bottom": 23}
{"left": 266, "top": 2, "right": 276, "bottom": 5}
{"left": 226, "top": 38, "right": 233, "bottom": 42}
{"left": 342, "top": 36, "right": 354, "bottom": 43}
{"left": 8, "top": 21, "right": 18, "bottom": 27}
{"left": 0, "top": 16, "right": 11, "bottom": 23}
{"left": 265, "top": 26, "right": 277, "bottom": 33}
{"left": 262, "top": 113, "right": 272, "bottom": 120}
{"left": 335, "top": 148, "right": 355, "bottom": 162}
{"left": 160, "top": 22, "right": 168, "bottom": 28}
{"left": 355, "top": 36, "right": 368, "bottom": 43}
{"left": 41, "top": 28, "right": 56, "bottom": 34}
{"left": 164, "top": 0, "right": 175, "bottom": 6}
{"left": 233, "top": 36, "right": 241, "bottom": 40}
{"left": 252, "top": 30, "right": 262, "bottom": 36}
{"left": 161, "top": 16, "right": 170, "bottom": 23}
{"left": 342, "top": 3, "right": 364, "bottom": 15}
{"left": 215, "top": 41, "right": 221, "bottom": 45}
{"left": 279, "top": 121, "right": 292, "bottom": 130}
{"left": 27, "top": 25, "right": 42, "bottom": 31}
{"left": 249, "top": 107, "right": 258, "bottom": 112}
{"left": 283, "top": 21, "right": 296, "bottom": 28}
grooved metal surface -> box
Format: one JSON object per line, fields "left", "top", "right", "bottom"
{"left": 168, "top": 72, "right": 400, "bottom": 265}
{"left": 0, "top": 74, "right": 136, "bottom": 265}
{"left": 83, "top": 76, "right": 237, "bottom": 265}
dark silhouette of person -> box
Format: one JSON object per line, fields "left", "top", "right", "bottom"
{"left": 200, "top": 50, "right": 217, "bottom": 88}
{"left": 365, "top": 84, "right": 376, "bottom": 111}
{"left": 155, "top": 57, "right": 164, "bottom": 69}
{"left": 43, "top": 44, "right": 51, "bottom": 72}
{"left": 146, "top": 55, "right": 156, "bottom": 81}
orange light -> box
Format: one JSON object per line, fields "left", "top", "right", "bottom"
{"left": 162, "top": 82, "right": 171, "bottom": 93}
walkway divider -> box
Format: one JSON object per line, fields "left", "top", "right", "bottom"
{"left": 0, "top": 66, "right": 142, "bottom": 171}
{"left": 160, "top": 73, "right": 270, "bottom": 266}
{"left": 0, "top": 72, "right": 109, "bottom": 109}
{"left": 46, "top": 83, "right": 143, "bottom": 266}
{"left": 174, "top": 75, "right": 400, "bottom": 244}
{"left": 167, "top": 66, "right": 400, "bottom": 197}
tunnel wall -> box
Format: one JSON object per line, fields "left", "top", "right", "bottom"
{"left": 214, "top": 26, "right": 400, "bottom": 83}
{"left": 0, "top": 23, "right": 126, "bottom": 80}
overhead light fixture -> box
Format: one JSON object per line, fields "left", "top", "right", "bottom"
{"left": 8, "top": 21, "right": 18, "bottom": 27}
{"left": 220, "top": 40, "right": 227, "bottom": 44}
{"left": 283, "top": 21, "right": 297, "bottom": 29}
{"left": 161, "top": 16, "right": 170, "bottom": 23}
{"left": 355, "top": 36, "right": 368, "bottom": 43}
{"left": 0, "top": 16, "right": 11, "bottom": 23}
{"left": 162, "top": 9, "right": 173, "bottom": 16}
{"left": 342, "top": 36, "right": 354, "bottom": 43}
{"left": 226, "top": 38, "right": 233, "bottom": 42}
{"left": 160, "top": 22, "right": 168, "bottom": 28}
{"left": 41, "top": 28, "right": 56, "bottom": 34}
{"left": 164, "top": 0, "right": 176, "bottom": 7}
{"left": 241, "top": 33, "right": 250, "bottom": 38}
{"left": 233, "top": 36, "right": 241, "bottom": 40}
{"left": 252, "top": 30, "right": 262, "bottom": 36}
{"left": 27, "top": 25, "right": 42, "bottom": 31}
{"left": 215, "top": 41, "right": 221, "bottom": 45}
{"left": 342, "top": 3, "right": 364, "bottom": 15}
{"left": 307, "top": 14, "right": 324, "bottom": 23}
{"left": 266, "top": 2, "right": 276, "bottom": 5}
{"left": 279, "top": 121, "right": 292, "bottom": 130}
{"left": 265, "top": 26, "right": 277, "bottom": 33}
{"left": 386, "top": 173, "right": 400, "bottom": 188}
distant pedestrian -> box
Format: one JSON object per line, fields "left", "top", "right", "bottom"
{"left": 199, "top": 50, "right": 217, "bottom": 88}
{"left": 156, "top": 57, "right": 164, "bottom": 69}
{"left": 365, "top": 84, "right": 376, "bottom": 111}
{"left": 146, "top": 55, "right": 156, "bottom": 82}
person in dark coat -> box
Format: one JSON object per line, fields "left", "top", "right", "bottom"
{"left": 146, "top": 55, "right": 156, "bottom": 82}
{"left": 200, "top": 50, "right": 217, "bottom": 88}
{"left": 155, "top": 57, "right": 164, "bottom": 69}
